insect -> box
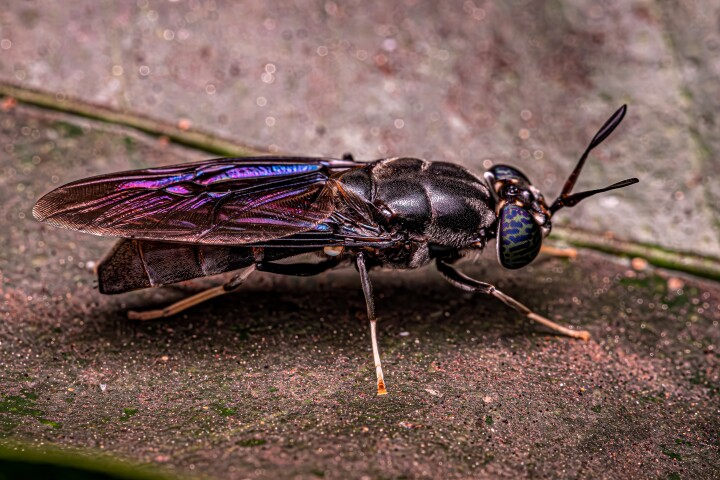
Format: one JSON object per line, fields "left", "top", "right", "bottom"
{"left": 34, "top": 105, "right": 637, "bottom": 395}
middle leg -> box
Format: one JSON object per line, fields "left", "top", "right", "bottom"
{"left": 128, "top": 264, "right": 256, "bottom": 321}
{"left": 259, "top": 254, "right": 388, "bottom": 395}
{"left": 356, "top": 252, "right": 388, "bottom": 395}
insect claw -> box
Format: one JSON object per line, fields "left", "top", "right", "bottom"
{"left": 526, "top": 312, "right": 591, "bottom": 341}
{"left": 370, "top": 319, "right": 388, "bottom": 395}
{"left": 576, "top": 330, "right": 592, "bottom": 341}
{"left": 377, "top": 378, "right": 388, "bottom": 396}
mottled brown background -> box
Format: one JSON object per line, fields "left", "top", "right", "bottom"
{"left": 0, "top": 1, "right": 718, "bottom": 479}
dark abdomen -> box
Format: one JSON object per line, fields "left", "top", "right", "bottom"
{"left": 98, "top": 239, "right": 258, "bottom": 294}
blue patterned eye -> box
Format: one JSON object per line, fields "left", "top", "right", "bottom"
{"left": 497, "top": 205, "right": 542, "bottom": 269}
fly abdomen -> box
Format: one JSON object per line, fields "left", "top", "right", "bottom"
{"left": 98, "top": 239, "right": 257, "bottom": 294}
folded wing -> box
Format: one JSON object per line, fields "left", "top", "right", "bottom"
{"left": 33, "top": 156, "right": 358, "bottom": 245}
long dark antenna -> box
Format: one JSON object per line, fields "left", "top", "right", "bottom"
{"left": 550, "top": 105, "right": 638, "bottom": 214}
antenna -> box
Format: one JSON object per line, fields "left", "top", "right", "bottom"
{"left": 550, "top": 105, "right": 638, "bottom": 214}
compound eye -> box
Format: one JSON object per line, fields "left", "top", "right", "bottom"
{"left": 497, "top": 205, "right": 542, "bottom": 269}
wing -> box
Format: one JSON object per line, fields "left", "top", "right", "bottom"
{"left": 33, "top": 156, "right": 360, "bottom": 245}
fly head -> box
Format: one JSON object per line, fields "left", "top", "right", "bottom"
{"left": 484, "top": 165, "right": 549, "bottom": 269}
{"left": 484, "top": 105, "right": 639, "bottom": 270}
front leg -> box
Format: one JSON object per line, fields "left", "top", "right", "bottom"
{"left": 436, "top": 260, "right": 590, "bottom": 340}
{"left": 356, "top": 252, "right": 388, "bottom": 395}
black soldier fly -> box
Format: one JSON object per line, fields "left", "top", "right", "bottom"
{"left": 33, "top": 105, "right": 638, "bottom": 395}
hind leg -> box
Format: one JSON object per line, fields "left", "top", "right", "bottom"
{"left": 128, "top": 257, "right": 343, "bottom": 321}
{"left": 128, "top": 265, "right": 256, "bottom": 321}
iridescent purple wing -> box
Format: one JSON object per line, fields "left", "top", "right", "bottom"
{"left": 33, "top": 156, "right": 359, "bottom": 245}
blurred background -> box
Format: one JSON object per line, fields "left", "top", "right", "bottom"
{"left": 2, "top": 0, "right": 719, "bottom": 256}
{"left": 1, "top": 2, "right": 720, "bottom": 480}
